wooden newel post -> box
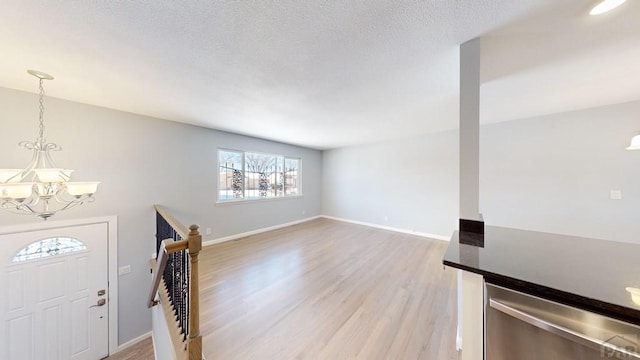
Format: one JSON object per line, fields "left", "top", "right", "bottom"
{"left": 187, "top": 224, "right": 203, "bottom": 360}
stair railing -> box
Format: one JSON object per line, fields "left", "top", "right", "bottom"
{"left": 148, "top": 205, "right": 202, "bottom": 360}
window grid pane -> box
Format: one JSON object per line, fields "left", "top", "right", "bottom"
{"left": 284, "top": 158, "right": 300, "bottom": 196}
{"left": 245, "top": 153, "right": 277, "bottom": 199}
{"left": 12, "top": 237, "right": 87, "bottom": 262}
{"left": 219, "top": 150, "right": 244, "bottom": 200}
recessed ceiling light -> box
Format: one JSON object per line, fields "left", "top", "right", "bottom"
{"left": 590, "top": 0, "right": 627, "bottom": 15}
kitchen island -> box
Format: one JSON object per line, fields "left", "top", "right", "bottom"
{"left": 443, "top": 225, "right": 640, "bottom": 324}
{"left": 443, "top": 226, "right": 640, "bottom": 359}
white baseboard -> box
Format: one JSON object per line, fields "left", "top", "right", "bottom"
{"left": 320, "top": 215, "right": 450, "bottom": 241}
{"left": 202, "top": 215, "right": 322, "bottom": 247}
{"left": 151, "top": 333, "right": 158, "bottom": 360}
{"left": 116, "top": 331, "right": 152, "bottom": 354}
{"left": 201, "top": 214, "right": 449, "bottom": 247}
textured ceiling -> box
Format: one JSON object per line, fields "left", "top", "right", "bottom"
{"left": 481, "top": 0, "right": 640, "bottom": 125}
{"left": 1, "top": 0, "right": 638, "bottom": 149}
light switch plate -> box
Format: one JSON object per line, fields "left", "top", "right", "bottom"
{"left": 610, "top": 190, "right": 623, "bottom": 200}
{"left": 118, "top": 265, "right": 131, "bottom": 276}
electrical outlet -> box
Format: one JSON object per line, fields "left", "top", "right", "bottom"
{"left": 205, "top": 228, "right": 212, "bottom": 235}
{"left": 610, "top": 190, "right": 623, "bottom": 200}
{"left": 302, "top": 210, "right": 306, "bottom": 215}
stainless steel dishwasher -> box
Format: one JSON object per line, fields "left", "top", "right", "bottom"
{"left": 486, "top": 283, "right": 640, "bottom": 359}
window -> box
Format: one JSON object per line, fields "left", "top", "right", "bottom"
{"left": 218, "top": 149, "right": 301, "bottom": 201}
{"left": 284, "top": 158, "right": 300, "bottom": 196}
{"left": 12, "top": 237, "right": 87, "bottom": 262}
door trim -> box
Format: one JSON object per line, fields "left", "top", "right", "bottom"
{"left": 0, "top": 216, "right": 119, "bottom": 355}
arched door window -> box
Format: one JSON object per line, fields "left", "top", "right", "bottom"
{"left": 12, "top": 237, "right": 87, "bottom": 262}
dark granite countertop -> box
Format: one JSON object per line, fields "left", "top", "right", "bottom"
{"left": 443, "top": 226, "right": 640, "bottom": 325}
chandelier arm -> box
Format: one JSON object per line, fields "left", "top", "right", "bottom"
{"left": 0, "top": 207, "right": 37, "bottom": 216}
{"left": 1, "top": 200, "right": 37, "bottom": 215}
{"left": 53, "top": 188, "right": 78, "bottom": 202}
{"left": 26, "top": 192, "right": 45, "bottom": 212}
{"left": 51, "top": 194, "right": 93, "bottom": 212}
{"left": 52, "top": 190, "right": 79, "bottom": 205}
{"left": 16, "top": 143, "right": 41, "bottom": 181}
{"left": 18, "top": 141, "right": 36, "bottom": 150}
{"left": 1, "top": 194, "right": 88, "bottom": 219}
{"left": 27, "top": 191, "right": 42, "bottom": 207}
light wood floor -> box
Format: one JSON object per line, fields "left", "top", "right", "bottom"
{"left": 104, "top": 337, "right": 154, "bottom": 360}
{"left": 110, "top": 218, "right": 461, "bottom": 360}
{"left": 199, "top": 218, "right": 460, "bottom": 360}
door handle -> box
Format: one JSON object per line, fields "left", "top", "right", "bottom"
{"left": 90, "top": 298, "right": 106, "bottom": 308}
{"left": 490, "top": 298, "right": 640, "bottom": 359}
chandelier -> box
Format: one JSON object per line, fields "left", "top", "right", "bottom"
{"left": 0, "top": 70, "right": 99, "bottom": 220}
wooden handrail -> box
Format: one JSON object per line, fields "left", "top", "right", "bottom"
{"left": 147, "top": 238, "right": 188, "bottom": 308}
{"left": 150, "top": 206, "right": 203, "bottom": 359}
{"left": 154, "top": 204, "right": 190, "bottom": 239}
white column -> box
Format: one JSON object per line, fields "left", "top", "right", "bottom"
{"left": 460, "top": 38, "right": 481, "bottom": 221}
{"left": 458, "top": 37, "right": 484, "bottom": 360}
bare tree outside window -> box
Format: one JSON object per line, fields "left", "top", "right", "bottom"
{"left": 218, "top": 149, "right": 300, "bottom": 201}
{"left": 219, "top": 150, "right": 243, "bottom": 200}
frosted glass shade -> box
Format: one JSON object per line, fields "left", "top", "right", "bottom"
{"left": 34, "top": 168, "right": 73, "bottom": 183}
{"left": 0, "top": 183, "right": 35, "bottom": 199}
{"left": 66, "top": 182, "right": 100, "bottom": 196}
{"left": 0, "top": 169, "right": 23, "bottom": 183}
{"left": 34, "top": 168, "right": 62, "bottom": 182}
{"left": 627, "top": 134, "right": 640, "bottom": 150}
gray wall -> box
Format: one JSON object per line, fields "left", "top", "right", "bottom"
{"left": 322, "top": 100, "right": 640, "bottom": 244}
{"left": 2, "top": 83, "right": 639, "bottom": 345}
{"left": 0, "top": 87, "right": 322, "bottom": 344}
{"left": 480, "top": 100, "right": 640, "bottom": 244}
{"left": 322, "top": 131, "right": 459, "bottom": 238}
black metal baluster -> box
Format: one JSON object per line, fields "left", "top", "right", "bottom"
{"left": 156, "top": 210, "right": 191, "bottom": 341}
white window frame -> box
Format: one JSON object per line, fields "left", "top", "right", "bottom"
{"left": 217, "top": 148, "right": 302, "bottom": 203}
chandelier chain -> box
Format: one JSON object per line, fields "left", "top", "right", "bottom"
{"left": 38, "top": 78, "right": 46, "bottom": 141}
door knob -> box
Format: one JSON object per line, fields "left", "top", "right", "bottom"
{"left": 90, "top": 298, "right": 106, "bottom": 308}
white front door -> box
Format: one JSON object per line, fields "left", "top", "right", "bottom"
{"left": 0, "top": 223, "right": 109, "bottom": 360}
